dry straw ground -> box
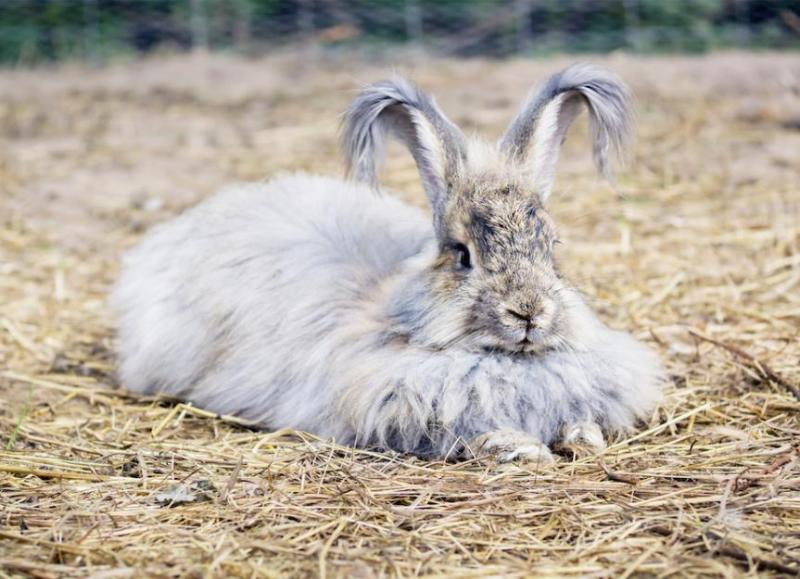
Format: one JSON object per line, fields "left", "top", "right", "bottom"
{"left": 1, "top": 51, "right": 799, "bottom": 578}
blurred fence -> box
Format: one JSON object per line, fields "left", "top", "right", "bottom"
{"left": 1, "top": 0, "right": 799, "bottom": 64}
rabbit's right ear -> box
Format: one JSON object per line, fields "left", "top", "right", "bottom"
{"left": 342, "top": 76, "right": 466, "bottom": 234}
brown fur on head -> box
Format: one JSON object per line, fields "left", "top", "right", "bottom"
{"left": 434, "top": 169, "right": 564, "bottom": 353}
{"left": 342, "top": 64, "right": 632, "bottom": 352}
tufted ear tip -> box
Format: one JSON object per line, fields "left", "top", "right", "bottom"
{"left": 500, "top": 64, "right": 634, "bottom": 200}
{"left": 340, "top": 76, "right": 428, "bottom": 188}
{"left": 339, "top": 77, "right": 466, "bottom": 234}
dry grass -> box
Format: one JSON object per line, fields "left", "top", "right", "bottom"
{"left": 1, "top": 51, "right": 799, "bottom": 578}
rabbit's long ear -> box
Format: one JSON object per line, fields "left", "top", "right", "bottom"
{"left": 500, "top": 64, "right": 632, "bottom": 202}
{"left": 342, "top": 76, "right": 465, "bottom": 225}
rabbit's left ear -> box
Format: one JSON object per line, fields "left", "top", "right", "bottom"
{"left": 342, "top": 75, "right": 466, "bottom": 236}
{"left": 500, "top": 64, "right": 633, "bottom": 202}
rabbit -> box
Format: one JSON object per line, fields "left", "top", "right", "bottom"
{"left": 112, "top": 64, "right": 663, "bottom": 463}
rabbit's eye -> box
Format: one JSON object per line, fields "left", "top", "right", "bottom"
{"left": 452, "top": 243, "right": 472, "bottom": 270}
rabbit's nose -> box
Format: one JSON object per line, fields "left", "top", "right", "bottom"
{"left": 506, "top": 308, "right": 531, "bottom": 322}
{"left": 506, "top": 307, "right": 535, "bottom": 326}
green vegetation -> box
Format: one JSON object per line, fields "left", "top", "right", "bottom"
{"left": 0, "top": 0, "right": 798, "bottom": 64}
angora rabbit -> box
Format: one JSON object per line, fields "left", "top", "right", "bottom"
{"left": 113, "top": 64, "right": 663, "bottom": 462}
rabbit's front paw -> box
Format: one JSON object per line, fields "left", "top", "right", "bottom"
{"left": 556, "top": 421, "right": 606, "bottom": 457}
{"left": 465, "top": 430, "right": 555, "bottom": 464}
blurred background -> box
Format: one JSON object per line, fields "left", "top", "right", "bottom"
{"left": 1, "top": 0, "right": 800, "bottom": 64}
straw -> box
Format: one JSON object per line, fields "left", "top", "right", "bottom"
{"left": 1, "top": 51, "right": 798, "bottom": 577}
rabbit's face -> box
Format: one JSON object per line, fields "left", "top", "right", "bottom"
{"left": 434, "top": 185, "right": 570, "bottom": 354}
{"left": 343, "top": 67, "right": 632, "bottom": 353}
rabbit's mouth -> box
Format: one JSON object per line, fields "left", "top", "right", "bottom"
{"left": 474, "top": 329, "right": 561, "bottom": 356}
{"left": 513, "top": 335, "right": 560, "bottom": 355}
{"left": 483, "top": 301, "right": 562, "bottom": 354}
{"left": 480, "top": 340, "right": 557, "bottom": 356}
{"left": 517, "top": 335, "right": 545, "bottom": 352}
{"left": 460, "top": 303, "right": 563, "bottom": 355}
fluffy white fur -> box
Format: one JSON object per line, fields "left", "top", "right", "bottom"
{"left": 114, "top": 66, "right": 663, "bottom": 460}
{"left": 114, "top": 174, "right": 661, "bottom": 458}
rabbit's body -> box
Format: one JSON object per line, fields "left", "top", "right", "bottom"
{"left": 115, "top": 175, "right": 433, "bottom": 440}
{"left": 114, "top": 65, "right": 664, "bottom": 461}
